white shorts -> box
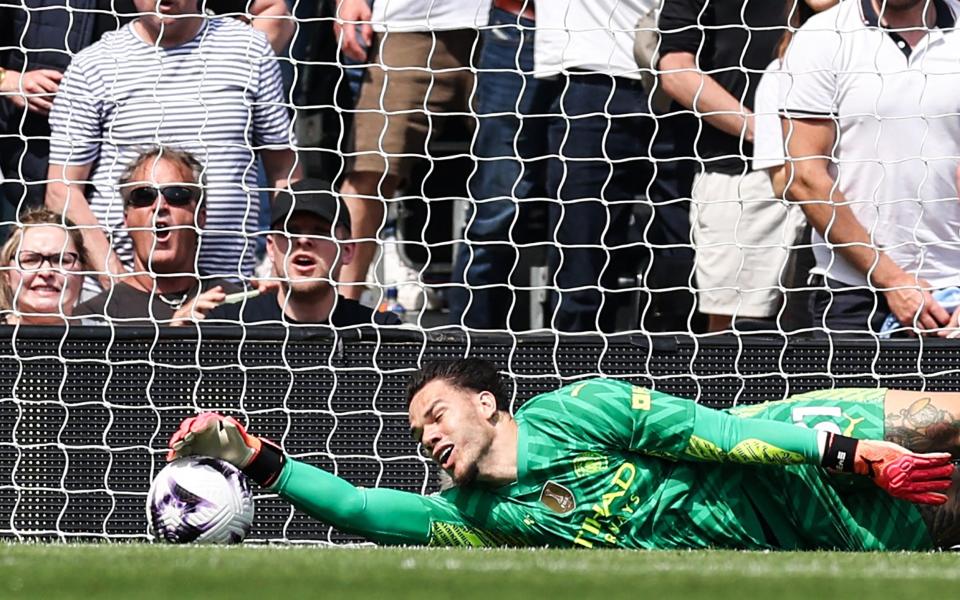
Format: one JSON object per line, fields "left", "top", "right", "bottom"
{"left": 690, "top": 170, "right": 806, "bottom": 318}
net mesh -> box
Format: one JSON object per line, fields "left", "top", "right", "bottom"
{"left": 0, "top": 0, "right": 955, "bottom": 542}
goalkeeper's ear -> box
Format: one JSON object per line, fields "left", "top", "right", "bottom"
{"left": 476, "top": 390, "right": 498, "bottom": 421}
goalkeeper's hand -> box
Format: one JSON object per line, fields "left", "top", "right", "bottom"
{"left": 823, "top": 433, "right": 955, "bottom": 504}
{"left": 167, "top": 412, "right": 286, "bottom": 487}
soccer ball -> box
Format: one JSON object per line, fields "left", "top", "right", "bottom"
{"left": 147, "top": 457, "right": 255, "bottom": 544}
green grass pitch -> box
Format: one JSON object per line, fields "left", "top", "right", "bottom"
{"left": 2, "top": 545, "right": 959, "bottom": 600}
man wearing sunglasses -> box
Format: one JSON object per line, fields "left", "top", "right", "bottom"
{"left": 205, "top": 179, "right": 402, "bottom": 327}
{"left": 74, "top": 147, "right": 241, "bottom": 324}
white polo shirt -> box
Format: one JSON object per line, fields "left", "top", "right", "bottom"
{"left": 534, "top": 0, "right": 656, "bottom": 79}
{"left": 753, "top": 59, "right": 787, "bottom": 172}
{"left": 371, "top": 0, "right": 490, "bottom": 32}
{"left": 781, "top": 0, "right": 960, "bottom": 288}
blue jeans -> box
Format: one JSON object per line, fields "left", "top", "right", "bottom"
{"left": 448, "top": 9, "right": 560, "bottom": 328}
{"left": 546, "top": 73, "right": 657, "bottom": 332}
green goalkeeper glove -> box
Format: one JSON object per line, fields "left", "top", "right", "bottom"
{"left": 167, "top": 412, "right": 286, "bottom": 487}
{"left": 822, "top": 433, "right": 955, "bottom": 505}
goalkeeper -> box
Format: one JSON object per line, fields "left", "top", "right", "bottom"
{"left": 169, "top": 358, "right": 960, "bottom": 550}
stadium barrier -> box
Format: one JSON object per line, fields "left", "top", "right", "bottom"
{"left": 1, "top": 326, "right": 958, "bottom": 543}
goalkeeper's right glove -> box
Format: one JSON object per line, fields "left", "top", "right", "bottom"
{"left": 167, "top": 412, "right": 286, "bottom": 487}
{"left": 822, "top": 433, "right": 955, "bottom": 505}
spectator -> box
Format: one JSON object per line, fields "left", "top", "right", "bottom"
{"left": 74, "top": 147, "right": 242, "bottom": 325}
{"left": 333, "top": 0, "right": 490, "bottom": 306}
{"left": 753, "top": 0, "right": 838, "bottom": 197}
{"left": 447, "top": 0, "right": 561, "bottom": 330}
{"left": 750, "top": 0, "right": 838, "bottom": 331}
{"left": 0, "top": 208, "right": 87, "bottom": 325}
{"left": 533, "top": 0, "right": 687, "bottom": 332}
{"left": 205, "top": 179, "right": 402, "bottom": 326}
{"left": 782, "top": 0, "right": 960, "bottom": 334}
{"left": 0, "top": 0, "right": 293, "bottom": 219}
{"left": 44, "top": 0, "right": 300, "bottom": 296}
{"left": 659, "top": 0, "right": 805, "bottom": 332}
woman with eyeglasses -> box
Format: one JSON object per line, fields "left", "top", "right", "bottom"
{"left": 0, "top": 208, "right": 87, "bottom": 325}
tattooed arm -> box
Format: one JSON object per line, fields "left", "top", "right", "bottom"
{"left": 885, "top": 391, "right": 960, "bottom": 456}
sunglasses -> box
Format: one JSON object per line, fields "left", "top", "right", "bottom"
{"left": 124, "top": 185, "right": 200, "bottom": 208}
{"left": 17, "top": 251, "right": 81, "bottom": 271}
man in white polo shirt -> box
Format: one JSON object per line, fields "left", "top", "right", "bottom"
{"left": 782, "top": 0, "right": 960, "bottom": 334}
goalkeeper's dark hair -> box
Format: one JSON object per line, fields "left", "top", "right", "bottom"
{"left": 406, "top": 358, "right": 509, "bottom": 411}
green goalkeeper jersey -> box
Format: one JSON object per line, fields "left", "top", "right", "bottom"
{"left": 273, "top": 379, "right": 932, "bottom": 550}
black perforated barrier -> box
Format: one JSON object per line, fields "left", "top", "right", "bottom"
{"left": 2, "top": 326, "right": 959, "bottom": 543}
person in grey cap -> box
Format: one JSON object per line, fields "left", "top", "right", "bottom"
{"left": 204, "top": 179, "right": 402, "bottom": 327}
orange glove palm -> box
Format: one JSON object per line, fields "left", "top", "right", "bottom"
{"left": 853, "top": 439, "right": 954, "bottom": 505}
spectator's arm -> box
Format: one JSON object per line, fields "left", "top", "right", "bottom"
{"left": 251, "top": 30, "right": 300, "bottom": 192}
{"left": 658, "top": 51, "right": 754, "bottom": 142}
{"left": 657, "top": 0, "right": 753, "bottom": 141}
{"left": 45, "top": 162, "right": 125, "bottom": 289}
{"left": 783, "top": 118, "right": 949, "bottom": 330}
{"left": 334, "top": 0, "right": 373, "bottom": 62}
{"left": 248, "top": 0, "right": 295, "bottom": 55}
{"left": 261, "top": 149, "right": 302, "bottom": 196}
{"left": 768, "top": 166, "right": 788, "bottom": 199}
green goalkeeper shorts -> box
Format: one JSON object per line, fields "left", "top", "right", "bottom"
{"left": 726, "top": 388, "right": 886, "bottom": 440}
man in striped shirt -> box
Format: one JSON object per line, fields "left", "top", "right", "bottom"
{"left": 45, "top": 0, "right": 301, "bottom": 295}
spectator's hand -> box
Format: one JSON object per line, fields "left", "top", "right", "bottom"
{"left": 171, "top": 286, "right": 226, "bottom": 326}
{"left": 334, "top": 0, "right": 373, "bottom": 62}
{"left": 251, "top": 277, "right": 282, "bottom": 295}
{"left": 937, "top": 305, "right": 960, "bottom": 339}
{"left": 882, "top": 275, "right": 950, "bottom": 335}
{"left": 0, "top": 69, "right": 62, "bottom": 115}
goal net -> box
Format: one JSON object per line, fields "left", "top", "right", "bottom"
{"left": 0, "top": 0, "right": 954, "bottom": 543}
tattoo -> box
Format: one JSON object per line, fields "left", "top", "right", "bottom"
{"left": 885, "top": 397, "right": 960, "bottom": 455}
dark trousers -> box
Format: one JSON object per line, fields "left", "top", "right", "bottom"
{"left": 448, "top": 8, "right": 559, "bottom": 329}
{"left": 809, "top": 275, "right": 889, "bottom": 333}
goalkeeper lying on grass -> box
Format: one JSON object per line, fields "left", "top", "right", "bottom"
{"left": 168, "top": 358, "right": 960, "bottom": 550}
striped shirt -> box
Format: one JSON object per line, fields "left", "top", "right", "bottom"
{"left": 48, "top": 17, "right": 294, "bottom": 289}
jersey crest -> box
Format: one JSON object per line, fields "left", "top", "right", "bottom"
{"left": 539, "top": 481, "right": 576, "bottom": 514}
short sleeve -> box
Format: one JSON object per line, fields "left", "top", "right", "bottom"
{"left": 752, "top": 60, "right": 786, "bottom": 171}
{"left": 47, "top": 59, "right": 103, "bottom": 166}
{"left": 657, "top": 0, "right": 707, "bottom": 59}
{"left": 522, "top": 379, "right": 697, "bottom": 457}
{"left": 779, "top": 14, "right": 841, "bottom": 119}
{"left": 251, "top": 38, "right": 293, "bottom": 148}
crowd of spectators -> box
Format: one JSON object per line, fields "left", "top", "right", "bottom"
{"left": 0, "top": 0, "right": 958, "bottom": 337}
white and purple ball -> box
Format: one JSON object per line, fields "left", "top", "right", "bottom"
{"left": 147, "top": 457, "right": 254, "bottom": 544}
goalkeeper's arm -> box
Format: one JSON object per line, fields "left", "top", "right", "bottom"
{"left": 685, "top": 399, "right": 956, "bottom": 504}
{"left": 166, "top": 413, "right": 450, "bottom": 545}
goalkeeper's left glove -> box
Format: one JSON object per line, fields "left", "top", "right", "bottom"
{"left": 822, "top": 433, "right": 954, "bottom": 505}
{"left": 167, "top": 412, "right": 286, "bottom": 487}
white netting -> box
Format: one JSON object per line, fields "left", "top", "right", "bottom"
{"left": 0, "top": 0, "right": 956, "bottom": 542}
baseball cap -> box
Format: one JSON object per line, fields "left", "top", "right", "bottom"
{"left": 270, "top": 179, "right": 351, "bottom": 232}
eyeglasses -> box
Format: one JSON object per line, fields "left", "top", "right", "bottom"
{"left": 17, "top": 251, "right": 81, "bottom": 270}
{"left": 124, "top": 185, "right": 200, "bottom": 208}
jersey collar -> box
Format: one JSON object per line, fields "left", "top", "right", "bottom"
{"left": 859, "top": 0, "right": 955, "bottom": 58}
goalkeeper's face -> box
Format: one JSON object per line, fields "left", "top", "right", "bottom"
{"left": 409, "top": 379, "right": 498, "bottom": 486}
